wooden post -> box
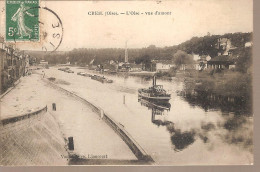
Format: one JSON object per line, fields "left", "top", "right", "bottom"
{"left": 68, "top": 137, "right": 74, "bottom": 151}
{"left": 52, "top": 103, "right": 56, "bottom": 111}
{"left": 100, "top": 109, "right": 104, "bottom": 119}
{"left": 123, "top": 95, "right": 125, "bottom": 104}
{"left": 153, "top": 75, "right": 156, "bottom": 86}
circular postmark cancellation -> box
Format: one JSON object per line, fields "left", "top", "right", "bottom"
{"left": 7, "top": 3, "right": 63, "bottom": 53}
{"left": 33, "top": 6, "right": 64, "bottom": 53}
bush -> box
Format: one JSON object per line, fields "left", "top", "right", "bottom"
{"left": 194, "top": 71, "right": 252, "bottom": 98}
{"left": 195, "top": 79, "right": 215, "bottom": 92}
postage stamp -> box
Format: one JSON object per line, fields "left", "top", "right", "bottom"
{"left": 6, "top": 0, "right": 39, "bottom": 41}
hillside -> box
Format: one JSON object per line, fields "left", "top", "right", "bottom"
{"left": 24, "top": 32, "right": 252, "bottom": 66}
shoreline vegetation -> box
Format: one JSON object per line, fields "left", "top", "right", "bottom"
{"left": 179, "top": 69, "right": 252, "bottom": 114}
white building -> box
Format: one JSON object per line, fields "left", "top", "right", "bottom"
{"left": 193, "top": 54, "right": 200, "bottom": 61}
{"left": 156, "top": 63, "right": 174, "bottom": 72}
{"left": 39, "top": 60, "right": 48, "bottom": 68}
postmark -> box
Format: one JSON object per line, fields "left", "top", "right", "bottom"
{"left": 35, "top": 6, "right": 64, "bottom": 52}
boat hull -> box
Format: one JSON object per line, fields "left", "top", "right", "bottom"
{"left": 91, "top": 75, "right": 113, "bottom": 84}
{"left": 138, "top": 92, "right": 171, "bottom": 101}
{"left": 138, "top": 97, "right": 171, "bottom": 110}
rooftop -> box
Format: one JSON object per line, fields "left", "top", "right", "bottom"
{"left": 209, "top": 55, "right": 234, "bottom": 62}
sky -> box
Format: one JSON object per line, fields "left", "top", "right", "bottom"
{"left": 0, "top": 0, "right": 253, "bottom": 50}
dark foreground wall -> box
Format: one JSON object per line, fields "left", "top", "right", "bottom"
{"left": 0, "top": 107, "right": 68, "bottom": 166}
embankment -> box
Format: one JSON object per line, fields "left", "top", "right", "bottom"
{"left": 43, "top": 77, "right": 154, "bottom": 163}
{"left": 0, "top": 106, "right": 68, "bottom": 166}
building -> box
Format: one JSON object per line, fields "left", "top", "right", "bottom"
{"left": 216, "top": 38, "right": 237, "bottom": 56}
{"left": 193, "top": 60, "right": 205, "bottom": 71}
{"left": 151, "top": 60, "right": 174, "bottom": 72}
{"left": 207, "top": 55, "right": 235, "bottom": 69}
{"left": 179, "top": 64, "right": 195, "bottom": 71}
{"left": 39, "top": 60, "right": 48, "bottom": 68}
{"left": 156, "top": 63, "right": 174, "bottom": 72}
{"left": 192, "top": 54, "right": 211, "bottom": 70}
{"left": 129, "top": 63, "right": 142, "bottom": 72}
{"left": 207, "top": 37, "right": 238, "bottom": 70}
{"left": 192, "top": 54, "right": 200, "bottom": 61}
{"left": 39, "top": 60, "right": 48, "bottom": 65}
{"left": 101, "top": 62, "right": 117, "bottom": 72}
{"left": 118, "top": 63, "right": 131, "bottom": 72}
{"left": 0, "top": 39, "right": 27, "bottom": 93}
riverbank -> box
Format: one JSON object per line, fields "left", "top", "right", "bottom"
{"left": 183, "top": 69, "right": 251, "bottom": 97}
{"left": 179, "top": 69, "right": 252, "bottom": 114}
{"left": 0, "top": 73, "right": 138, "bottom": 165}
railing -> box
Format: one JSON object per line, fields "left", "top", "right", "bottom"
{"left": 102, "top": 113, "right": 154, "bottom": 162}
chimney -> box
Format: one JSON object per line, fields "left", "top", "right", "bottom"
{"left": 125, "top": 41, "right": 128, "bottom": 63}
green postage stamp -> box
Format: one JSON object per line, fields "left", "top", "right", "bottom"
{"left": 6, "top": 0, "right": 39, "bottom": 41}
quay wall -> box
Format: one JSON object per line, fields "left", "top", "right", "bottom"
{"left": 0, "top": 106, "right": 68, "bottom": 166}
{"left": 44, "top": 78, "right": 154, "bottom": 162}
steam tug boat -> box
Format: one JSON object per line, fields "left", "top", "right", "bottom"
{"left": 138, "top": 76, "right": 171, "bottom": 102}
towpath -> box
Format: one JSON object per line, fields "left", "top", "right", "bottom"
{"left": 0, "top": 73, "right": 136, "bottom": 161}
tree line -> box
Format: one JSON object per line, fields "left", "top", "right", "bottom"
{"left": 42, "top": 32, "right": 252, "bottom": 72}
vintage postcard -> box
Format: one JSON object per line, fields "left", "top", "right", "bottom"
{"left": 0, "top": 0, "right": 253, "bottom": 166}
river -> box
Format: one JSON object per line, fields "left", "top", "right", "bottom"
{"left": 43, "top": 66, "right": 253, "bottom": 165}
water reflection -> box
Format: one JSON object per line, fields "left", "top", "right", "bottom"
{"left": 222, "top": 115, "right": 253, "bottom": 153}
{"left": 177, "top": 90, "right": 252, "bottom": 115}
{"left": 138, "top": 95, "right": 253, "bottom": 154}
{"left": 166, "top": 124, "right": 196, "bottom": 151}
{"left": 176, "top": 89, "right": 253, "bottom": 153}
{"left": 138, "top": 98, "right": 196, "bottom": 151}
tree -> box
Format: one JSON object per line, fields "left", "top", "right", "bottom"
{"left": 118, "top": 54, "right": 124, "bottom": 62}
{"left": 235, "top": 47, "right": 252, "bottom": 73}
{"left": 172, "top": 50, "right": 194, "bottom": 68}
{"left": 135, "top": 55, "right": 152, "bottom": 71}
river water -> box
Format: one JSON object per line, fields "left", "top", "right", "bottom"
{"left": 43, "top": 66, "right": 253, "bottom": 165}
